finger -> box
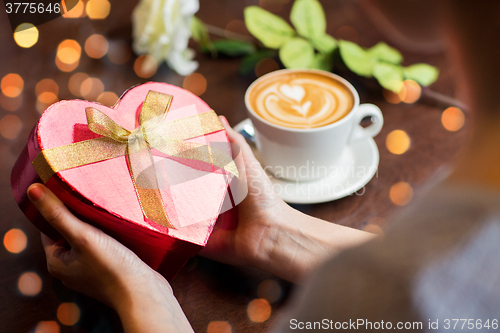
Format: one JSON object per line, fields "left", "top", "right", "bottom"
{"left": 219, "top": 116, "right": 259, "bottom": 164}
{"left": 41, "top": 232, "right": 56, "bottom": 248}
{"left": 41, "top": 232, "right": 69, "bottom": 251}
{"left": 219, "top": 116, "right": 275, "bottom": 192}
{"left": 28, "top": 184, "right": 89, "bottom": 245}
{"left": 41, "top": 233, "right": 68, "bottom": 258}
{"left": 41, "top": 233, "right": 71, "bottom": 279}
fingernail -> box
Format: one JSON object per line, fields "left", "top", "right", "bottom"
{"left": 27, "top": 184, "right": 44, "bottom": 202}
{"left": 219, "top": 116, "right": 230, "bottom": 127}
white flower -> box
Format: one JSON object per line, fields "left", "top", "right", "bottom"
{"left": 132, "top": 0, "right": 199, "bottom": 76}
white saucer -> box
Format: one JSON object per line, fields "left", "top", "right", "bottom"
{"left": 233, "top": 119, "right": 380, "bottom": 204}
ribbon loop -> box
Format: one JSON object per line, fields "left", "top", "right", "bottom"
{"left": 140, "top": 91, "right": 173, "bottom": 124}
{"left": 86, "top": 107, "right": 131, "bottom": 143}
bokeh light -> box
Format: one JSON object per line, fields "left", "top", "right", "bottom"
{"left": 68, "top": 72, "right": 89, "bottom": 96}
{"left": 362, "top": 223, "right": 384, "bottom": 236}
{"left": 207, "top": 321, "right": 232, "bottom": 333}
{"left": 86, "top": 0, "right": 111, "bottom": 19}
{"left": 247, "top": 298, "right": 271, "bottom": 323}
{"left": 0, "top": 115, "right": 23, "bottom": 139}
{"left": 257, "top": 280, "right": 282, "bottom": 304}
{"left": 134, "top": 55, "right": 158, "bottom": 78}
{"left": 18, "top": 272, "right": 42, "bottom": 296}
{"left": 398, "top": 80, "right": 421, "bottom": 104}
{"left": 441, "top": 107, "right": 465, "bottom": 132}
{"left": 34, "top": 321, "right": 60, "bottom": 333}
{"left": 35, "top": 79, "right": 59, "bottom": 113}
{"left": 36, "top": 92, "right": 58, "bottom": 114}
{"left": 1, "top": 73, "right": 24, "bottom": 98}
{"left": 97, "top": 91, "right": 118, "bottom": 106}
{"left": 386, "top": 129, "right": 411, "bottom": 155}
{"left": 182, "top": 73, "right": 207, "bottom": 96}
{"left": 36, "top": 100, "right": 46, "bottom": 114}
{"left": 0, "top": 94, "right": 22, "bottom": 111}
{"left": 14, "top": 23, "right": 39, "bottom": 48}
{"left": 36, "top": 79, "right": 59, "bottom": 97}
{"left": 80, "top": 77, "right": 104, "bottom": 100}
{"left": 62, "top": 0, "right": 86, "bottom": 18}
{"left": 224, "top": 20, "right": 248, "bottom": 39}
{"left": 3, "top": 228, "right": 27, "bottom": 253}
{"left": 383, "top": 89, "right": 401, "bottom": 104}
{"left": 85, "top": 34, "right": 109, "bottom": 59}
{"left": 56, "top": 40, "right": 81, "bottom": 72}
{"left": 57, "top": 40, "right": 81, "bottom": 64}
{"left": 335, "top": 26, "right": 359, "bottom": 43}
{"left": 383, "top": 80, "right": 421, "bottom": 104}
{"left": 38, "top": 92, "right": 58, "bottom": 105}
{"left": 55, "top": 57, "right": 79, "bottom": 72}
{"left": 108, "top": 40, "right": 132, "bottom": 65}
{"left": 57, "top": 303, "right": 81, "bottom": 326}
{"left": 390, "top": 181, "right": 413, "bottom": 206}
{"left": 255, "top": 58, "right": 279, "bottom": 77}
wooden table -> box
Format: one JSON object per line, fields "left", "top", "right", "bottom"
{"left": 0, "top": 0, "right": 468, "bottom": 332}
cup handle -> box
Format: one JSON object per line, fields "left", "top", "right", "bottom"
{"left": 348, "top": 103, "right": 384, "bottom": 144}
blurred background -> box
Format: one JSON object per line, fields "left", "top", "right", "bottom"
{"left": 0, "top": 0, "right": 468, "bottom": 332}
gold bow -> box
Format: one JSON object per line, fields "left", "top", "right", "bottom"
{"left": 33, "top": 90, "right": 238, "bottom": 228}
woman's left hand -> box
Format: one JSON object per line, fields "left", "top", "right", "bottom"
{"left": 28, "top": 183, "right": 194, "bottom": 333}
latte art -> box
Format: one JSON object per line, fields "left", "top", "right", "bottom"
{"left": 249, "top": 72, "right": 354, "bottom": 129}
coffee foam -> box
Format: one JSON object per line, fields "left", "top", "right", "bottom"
{"left": 249, "top": 72, "right": 354, "bottom": 129}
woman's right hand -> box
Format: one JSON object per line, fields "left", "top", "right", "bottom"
{"left": 200, "top": 117, "right": 376, "bottom": 284}
{"left": 200, "top": 116, "right": 292, "bottom": 268}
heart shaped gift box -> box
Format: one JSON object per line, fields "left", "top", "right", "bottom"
{"left": 11, "top": 82, "right": 237, "bottom": 281}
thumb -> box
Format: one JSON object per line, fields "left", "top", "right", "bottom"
{"left": 27, "top": 184, "right": 89, "bottom": 246}
{"left": 219, "top": 116, "right": 260, "bottom": 166}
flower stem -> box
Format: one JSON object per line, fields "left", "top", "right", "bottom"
{"left": 204, "top": 23, "right": 254, "bottom": 42}
{"left": 422, "top": 88, "right": 469, "bottom": 111}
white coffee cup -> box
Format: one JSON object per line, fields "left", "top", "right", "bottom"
{"left": 244, "top": 69, "right": 383, "bottom": 181}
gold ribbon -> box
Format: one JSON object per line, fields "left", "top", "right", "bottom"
{"left": 33, "top": 90, "right": 238, "bottom": 228}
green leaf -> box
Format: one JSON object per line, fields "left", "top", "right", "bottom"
{"left": 239, "top": 50, "right": 278, "bottom": 75}
{"left": 373, "top": 63, "right": 404, "bottom": 92}
{"left": 279, "top": 37, "right": 315, "bottom": 69}
{"left": 403, "top": 63, "right": 439, "bottom": 86}
{"left": 244, "top": 6, "right": 295, "bottom": 49}
{"left": 338, "top": 40, "right": 376, "bottom": 77}
{"left": 309, "top": 52, "right": 333, "bottom": 71}
{"left": 202, "top": 39, "right": 256, "bottom": 57}
{"left": 190, "top": 16, "right": 206, "bottom": 43}
{"left": 290, "top": 0, "right": 326, "bottom": 39}
{"left": 368, "top": 42, "right": 403, "bottom": 64}
{"left": 310, "top": 34, "right": 337, "bottom": 54}
{"left": 191, "top": 16, "right": 215, "bottom": 55}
